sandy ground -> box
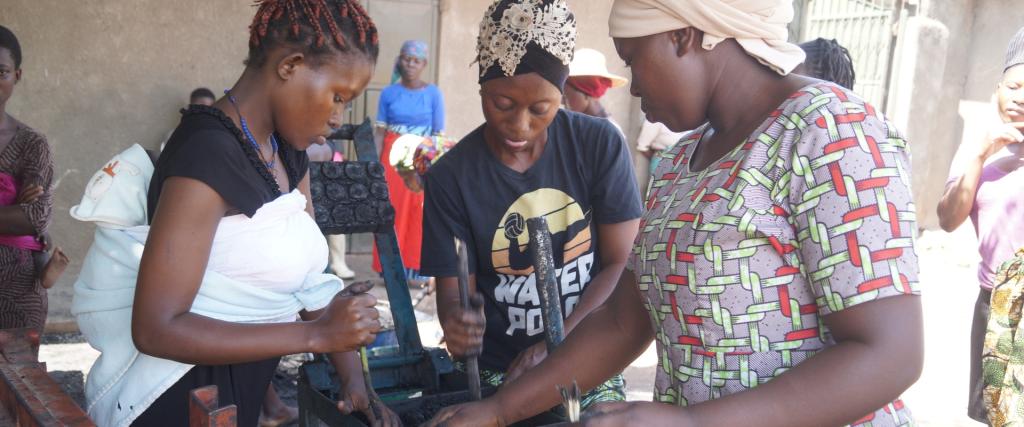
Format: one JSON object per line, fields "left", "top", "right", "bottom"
{"left": 40, "top": 224, "right": 987, "bottom": 425}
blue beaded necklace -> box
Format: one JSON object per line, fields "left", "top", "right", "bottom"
{"left": 225, "top": 90, "right": 278, "bottom": 171}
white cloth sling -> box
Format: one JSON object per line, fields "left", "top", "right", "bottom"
{"left": 71, "top": 144, "right": 342, "bottom": 427}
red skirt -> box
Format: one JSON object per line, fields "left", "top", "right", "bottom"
{"left": 372, "top": 131, "right": 424, "bottom": 273}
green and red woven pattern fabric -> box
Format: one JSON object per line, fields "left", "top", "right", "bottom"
{"left": 632, "top": 83, "right": 919, "bottom": 426}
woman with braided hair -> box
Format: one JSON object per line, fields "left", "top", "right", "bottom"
{"left": 73, "top": 1, "right": 399, "bottom": 426}
{"left": 795, "top": 37, "right": 856, "bottom": 90}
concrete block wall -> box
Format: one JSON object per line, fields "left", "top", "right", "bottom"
{"left": 0, "top": 1, "right": 255, "bottom": 330}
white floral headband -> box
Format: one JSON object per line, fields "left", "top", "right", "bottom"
{"left": 476, "top": 0, "right": 577, "bottom": 78}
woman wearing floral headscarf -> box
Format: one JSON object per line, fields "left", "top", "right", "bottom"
{"left": 428, "top": 0, "right": 922, "bottom": 426}
{"left": 373, "top": 39, "right": 445, "bottom": 287}
{"left": 419, "top": 0, "right": 642, "bottom": 421}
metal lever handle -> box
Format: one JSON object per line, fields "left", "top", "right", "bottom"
{"left": 527, "top": 217, "right": 565, "bottom": 353}
{"left": 455, "top": 237, "right": 483, "bottom": 401}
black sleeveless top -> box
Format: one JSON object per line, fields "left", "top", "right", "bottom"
{"left": 147, "top": 105, "right": 309, "bottom": 222}
{"left": 135, "top": 105, "right": 308, "bottom": 425}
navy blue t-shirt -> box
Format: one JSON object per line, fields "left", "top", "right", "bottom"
{"left": 420, "top": 109, "right": 642, "bottom": 371}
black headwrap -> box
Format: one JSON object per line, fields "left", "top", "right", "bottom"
{"left": 1006, "top": 26, "right": 1024, "bottom": 72}
{"left": 475, "top": 0, "right": 576, "bottom": 92}
{"left": 480, "top": 43, "right": 571, "bottom": 91}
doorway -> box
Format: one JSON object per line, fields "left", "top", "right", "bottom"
{"left": 343, "top": 0, "right": 440, "bottom": 253}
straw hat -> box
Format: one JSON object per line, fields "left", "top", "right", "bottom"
{"left": 568, "top": 48, "right": 628, "bottom": 87}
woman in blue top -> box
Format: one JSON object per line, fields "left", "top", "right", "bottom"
{"left": 373, "top": 40, "right": 444, "bottom": 287}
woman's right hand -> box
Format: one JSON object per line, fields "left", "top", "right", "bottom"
{"left": 978, "top": 121, "right": 1024, "bottom": 159}
{"left": 938, "top": 121, "right": 1024, "bottom": 231}
{"left": 311, "top": 281, "right": 382, "bottom": 353}
{"left": 442, "top": 292, "right": 486, "bottom": 359}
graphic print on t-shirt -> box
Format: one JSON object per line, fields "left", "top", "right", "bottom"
{"left": 490, "top": 188, "right": 594, "bottom": 336}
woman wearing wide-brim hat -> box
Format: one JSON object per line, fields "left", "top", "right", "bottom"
{"left": 563, "top": 48, "right": 628, "bottom": 130}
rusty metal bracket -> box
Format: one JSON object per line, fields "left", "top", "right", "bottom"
{"left": 189, "top": 385, "right": 237, "bottom": 427}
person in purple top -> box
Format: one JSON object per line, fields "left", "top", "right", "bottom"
{"left": 938, "top": 26, "right": 1024, "bottom": 424}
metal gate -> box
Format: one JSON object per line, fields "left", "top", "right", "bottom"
{"left": 797, "top": 0, "right": 904, "bottom": 109}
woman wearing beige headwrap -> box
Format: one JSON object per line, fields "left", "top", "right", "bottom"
{"left": 426, "top": 0, "right": 923, "bottom": 426}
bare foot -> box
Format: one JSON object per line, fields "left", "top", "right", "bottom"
{"left": 40, "top": 247, "right": 69, "bottom": 289}
{"left": 258, "top": 405, "right": 298, "bottom": 427}
{"left": 259, "top": 386, "right": 299, "bottom": 427}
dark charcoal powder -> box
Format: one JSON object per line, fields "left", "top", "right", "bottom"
{"left": 311, "top": 161, "right": 394, "bottom": 234}
{"left": 349, "top": 183, "right": 369, "bottom": 200}
{"left": 367, "top": 162, "right": 385, "bottom": 179}
{"left": 331, "top": 205, "right": 355, "bottom": 224}
{"left": 326, "top": 182, "right": 348, "bottom": 201}
{"left": 310, "top": 182, "right": 325, "bottom": 200}
{"left": 314, "top": 204, "right": 329, "bottom": 224}
{"left": 370, "top": 182, "right": 389, "bottom": 200}
{"left": 397, "top": 394, "right": 476, "bottom": 426}
{"left": 344, "top": 163, "right": 367, "bottom": 180}
{"left": 378, "top": 205, "right": 395, "bottom": 223}
{"left": 323, "top": 163, "right": 344, "bottom": 179}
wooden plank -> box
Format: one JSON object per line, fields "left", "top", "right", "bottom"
{"left": 0, "top": 329, "right": 94, "bottom": 427}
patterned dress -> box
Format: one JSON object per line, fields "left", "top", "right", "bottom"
{"left": 0, "top": 124, "right": 53, "bottom": 331}
{"left": 632, "top": 83, "right": 919, "bottom": 426}
{"left": 982, "top": 248, "right": 1024, "bottom": 425}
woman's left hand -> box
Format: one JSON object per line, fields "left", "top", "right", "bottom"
{"left": 505, "top": 341, "right": 548, "bottom": 382}
{"left": 398, "top": 170, "right": 422, "bottom": 193}
{"left": 338, "top": 382, "right": 401, "bottom": 427}
{"left": 577, "top": 401, "right": 689, "bottom": 427}
{"left": 15, "top": 184, "right": 43, "bottom": 205}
